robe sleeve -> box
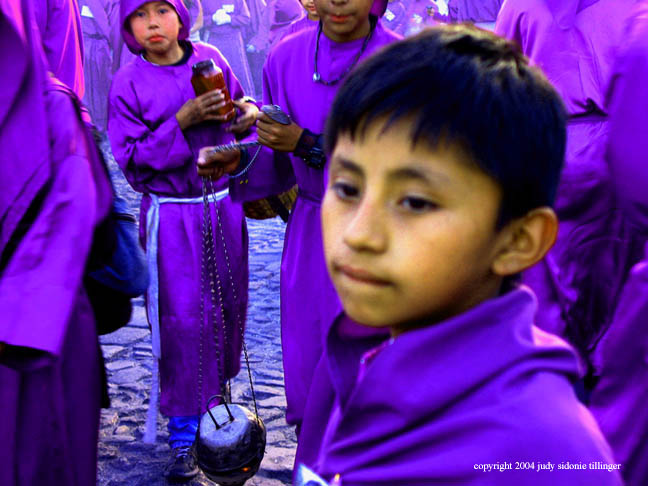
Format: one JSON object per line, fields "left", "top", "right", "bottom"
{"left": 0, "top": 91, "right": 99, "bottom": 366}
{"left": 107, "top": 75, "right": 194, "bottom": 190}
{"left": 227, "top": 50, "right": 296, "bottom": 202}
{"left": 606, "top": 20, "right": 648, "bottom": 233}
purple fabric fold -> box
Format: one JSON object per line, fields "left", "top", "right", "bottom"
{"left": 304, "top": 288, "right": 622, "bottom": 485}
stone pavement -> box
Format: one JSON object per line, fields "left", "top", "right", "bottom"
{"left": 98, "top": 147, "right": 295, "bottom": 486}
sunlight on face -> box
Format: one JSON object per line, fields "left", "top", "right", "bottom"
{"left": 130, "top": 1, "right": 181, "bottom": 57}
{"left": 322, "top": 119, "right": 507, "bottom": 335}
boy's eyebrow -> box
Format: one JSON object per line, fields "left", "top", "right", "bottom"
{"left": 387, "top": 166, "right": 452, "bottom": 186}
{"left": 331, "top": 156, "right": 364, "bottom": 175}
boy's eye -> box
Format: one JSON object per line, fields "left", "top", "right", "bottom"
{"left": 332, "top": 181, "right": 360, "bottom": 201}
{"left": 159, "top": 7, "right": 170, "bottom": 14}
{"left": 399, "top": 196, "right": 437, "bottom": 213}
{"left": 134, "top": 10, "right": 146, "bottom": 18}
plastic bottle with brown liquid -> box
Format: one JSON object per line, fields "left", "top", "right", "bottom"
{"left": 191, "top": 59, "right": 235, "bottom": 122}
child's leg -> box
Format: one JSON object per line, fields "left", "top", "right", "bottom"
{"left": 167, "top": 415, "right": 200, "bottom": 449}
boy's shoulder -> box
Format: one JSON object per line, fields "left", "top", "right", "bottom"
{"left": 267, "top": 27, "right": 317, "bottom": 66}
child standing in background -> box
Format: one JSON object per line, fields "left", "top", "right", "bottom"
{"left": 108, "top": 0, "right": 257, "bottom": 481}
{"left": 202, "top": 0, "right": 256, "bottom": 96}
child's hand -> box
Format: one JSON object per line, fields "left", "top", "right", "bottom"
{"left": 197, "top": 146, "right": 241, "bottom": 180}
{"left": 176, "top": 91, "right": 231, "bottom": 129}
{"left": 256, "top": 111, "right": 304, "bottom": 152}
{"left": 227, "top": 99, "right": 259, "bottom": 134}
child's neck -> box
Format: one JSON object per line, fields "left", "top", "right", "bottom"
{"left": 323, "top": 18, "right": 372, "bottom": 43}
{"left": 145, "top": 41, "right": 185, "bottom": 66}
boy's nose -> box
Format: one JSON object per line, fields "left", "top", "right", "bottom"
{"left": 343, "top": 200, "right": 387, "bottom": 253}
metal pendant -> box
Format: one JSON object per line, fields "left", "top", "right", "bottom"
{"left": 313, "top": 72, "right": 321, "bottom": 83}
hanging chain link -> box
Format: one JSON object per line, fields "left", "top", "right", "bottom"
{"left": 200, "top": 177, "right": 259, "bottom": 419}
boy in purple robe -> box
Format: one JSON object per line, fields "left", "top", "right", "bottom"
{"left": 197, "top": 0, "right": 400, "bottom": 436}
{"left": 281, "top": 0, "right": 319, "bottom": 39}
{"left": 588, "top": 2, "right": 648, "bottom": 484}
{"left": 495, "top": 0, "right": 641, "bottom": 379}
{"left": 33, "top": 0, "right": 86, "bottom": 97}
{"left": 292, "top": 25, "right": 622, "bottom": 485}
{"left": 0, "top": 0, "right": 113, "bottom": 484}
{"left": 107, "top": 0, "right": 257, "bottom": 480}
{"left": 202, "top": 0, "right": 256, "bottom": 95}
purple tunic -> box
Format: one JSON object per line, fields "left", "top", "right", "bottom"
{"left": 589, "top": 4, "right": 648, "bottom": 485}
{"left": 33, "top": 0, "right": 85, "bottom": 97}
{"left": 0, "top": 2, "right": 111, "bottom": 484}
{"left": 495, "top": 0, "right": 640, "bottom": 358}
{"left": 445, "top": 0, "right": 503, "bottom": 22}
{"left": 303, "top": 289, "right": 622, "bottom": 485}
{"left": 203, "top": 0, "right": 256, "bottom": 95}
{"left": 281, "top": 14, "right": 318, "bottom": 40}
{"left": 79, "top": 0, "right": 117, "bottom": 131}
{"left": 230, "top": 23, "right": 401, "bottom": 430}
{"left": 109, "top": 0, "right": 249, "bottom": 416}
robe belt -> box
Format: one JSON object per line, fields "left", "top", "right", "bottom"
{"left": 145, "top": 190, "right": 229, "bottom": 358}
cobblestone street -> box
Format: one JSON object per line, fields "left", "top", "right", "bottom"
{"left": 97, "top": 146, "right": 295, "bottom": 486}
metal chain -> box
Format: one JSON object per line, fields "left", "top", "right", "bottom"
{"left": 201, "top": 177, "right": 258, "bottom": 418}
{"left": 201, "top": 182, "right": 228, "bottom": 413}
{"left": 207, "top": 178, "right": 259, "bottom": 419}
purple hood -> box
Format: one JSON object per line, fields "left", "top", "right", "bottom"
{"left": 120, "top": 0, "right": 191, "bottom": 53}
{"left": 371, "top": 0, "right": 388, "bottom": 18}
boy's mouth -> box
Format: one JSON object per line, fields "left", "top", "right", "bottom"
{"left": 335, "top": 264, "right": 391, "bottom": 286}
{"left": 148, "top": 35, "right": 165, "bottom": 42}
{"left": 329, "top": 13, "right": 352, "bottom": 23}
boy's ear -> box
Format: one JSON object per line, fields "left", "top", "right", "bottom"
{"left": 491, "top": 207, "right": 558, "bottom": 276}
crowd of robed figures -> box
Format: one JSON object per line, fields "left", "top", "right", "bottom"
{"left": 1, "top": 0, "right": 648, "bottom": 485}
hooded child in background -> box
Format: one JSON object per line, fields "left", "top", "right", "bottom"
{"left": 108, "top": 0, "right": 257, "bottom": 481}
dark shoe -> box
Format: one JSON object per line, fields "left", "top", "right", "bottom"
{"left": 164, "top": 445, "right": 199, "bottom": 482}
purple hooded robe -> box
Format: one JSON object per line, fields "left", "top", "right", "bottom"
{"left": 79, "top": 0, "right": 118, "bottom": 131}
{"left": 0, "top": 1, "right": 112, "bottom": 484}
{"left": 495, "top": 0, "right": 642, "bottom": 363}
{"left": 301, "top": 288, "right": 623, "bottom": 485}
{"left": 228, "top": 18, "right": 401, "bottom": 430}
{"left": 33, "top": 0, "right": 86, "bottom": 97}
{"left": 588, "top": 3, "right": 648, "bottom": 484}
{"left": 108, "top": 0, "right": 249, "bottom": 417}
{"left": 202, "top": 0, "right": 256, "bottom": 95}
{"left": 445, "top": 0, "right": 502, "bottom": 22}
{"left": 281, "top": 14, "right": 318, "bottom": 40}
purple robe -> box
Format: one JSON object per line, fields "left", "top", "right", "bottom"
{"left": 230, "top": 22, "right": 401, "bottom": 430}
{"left": 382, "top": 0, "right": 409, "bottom": 35}
{"left": 247, "top": 0, "right": 303, "bottom": 51}
{"left": 281, "top": 14, "right": 318, "bottom": 40}
{"left": 108, "top": 0, "right": 249, "bottom": 416}
{"left": 203, "top": 0, "right": 256, "bottom": 95}
{"left": 588, "top": 4, "right": 648, "bottom": 485}
{"left": 302, "top": 288, "right": 622, "bottom": 485}
{"left": 33, "top": 0, "right": 85, "bottom": 97}
{"left": 0, "top": 1, "right": 111, "bottom": 484}
{"left": 79, "top": 0, "right": 117, "bottom": 131}
{"left": 445, "top": 0, "right": 502, "bottom": 22}
{"left": 495, "top": 0, "right": 640, "bottom": 360}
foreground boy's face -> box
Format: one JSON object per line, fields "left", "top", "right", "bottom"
{"left": 130, "top": 1, "right": 181, "bottom": 55}
{"left": 322, "top": 120, "right": 507, "bottom": 334}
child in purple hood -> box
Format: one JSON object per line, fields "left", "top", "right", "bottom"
{"left": 294, "top": 24, "right": 623, "bottom": 486}
{"left": 108, "top": 0, "right": 257, "bottom": 481}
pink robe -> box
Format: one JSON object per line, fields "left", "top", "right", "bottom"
{"left": 588, "top": 3, "right": 648, "bottom": 485}
{"left": 0, "top": 2, "right": 112, "bottom": 484}
{"left": 495, "top": 0, "right": 641, "bottom": 362}
{"left": 33, "top": 0, "right": 86, "bottom": 97}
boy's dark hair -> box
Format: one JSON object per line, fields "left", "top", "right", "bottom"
{"left": 325, "top": 24, "right": 567, "bottom": 226}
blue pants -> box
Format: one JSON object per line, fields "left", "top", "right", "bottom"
{"left": 168, "top": 415, "right": 200, "bottom": 449}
